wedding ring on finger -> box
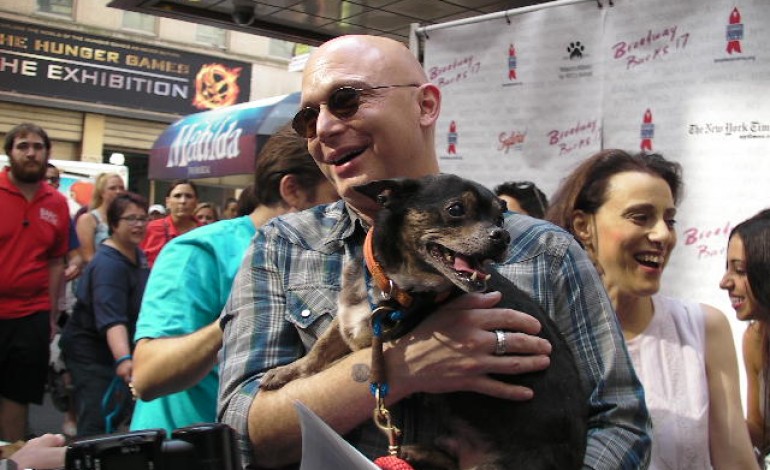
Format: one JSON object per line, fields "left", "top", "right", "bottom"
{"left": 494, "top": 329, "right": 506, "bottom": 356}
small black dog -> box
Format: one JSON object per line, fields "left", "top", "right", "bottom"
{"left": 261, "top": 174, "right": 588, "bottom": 469}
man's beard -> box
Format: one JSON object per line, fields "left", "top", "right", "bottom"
{"left": 10, "top": 157, "right": 47, "bottom": 183}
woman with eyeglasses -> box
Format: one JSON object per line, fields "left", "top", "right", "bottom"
{"left": 719, "top": 210, "right": 770, "bottom": 466}
{"left": 494, "top": 180, "right": 549, "bottom": 219}
{"left": 75, "top": 172, "right": 125, "bottom": 264}
{"left": 546, "top": 149, "right": 757, "bottom": 469}
{"left": 59, "top": 192, "right": 150, "bottom": 437}
{"left": 141, "top": 179, "right": 200, "bottom": 267}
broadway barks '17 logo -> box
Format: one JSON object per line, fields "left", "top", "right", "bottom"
{"left": 641, "top": 109, "right": 655, "bottom": 152}
{"left": 192, "top": 63, "right": 242, "bottom": 110}
{"left": 726, "top": 7, "right": 743, "bottom": 54}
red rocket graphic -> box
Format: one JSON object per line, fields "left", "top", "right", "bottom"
{"left": 726, "top": 7, "right": 743, "bottom": 54}
{"left": 448, "top": 120, "right": 458, "bottom": 154}
{"left": 508, "top": 44, "right": 517, "bottom": 81}
{"left": 640, "top": 109, "right": 654, "bottom": 152}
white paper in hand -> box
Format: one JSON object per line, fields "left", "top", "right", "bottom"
{"left": 295, "top": 401, "right": 380, "bottom": 470}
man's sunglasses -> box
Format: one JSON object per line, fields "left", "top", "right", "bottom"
{"left": 292, "top": 84, "right": 420, "bottom": 138}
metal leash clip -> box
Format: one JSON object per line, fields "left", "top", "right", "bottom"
{"left": 373, "top": 388, "right": 403, "bottom": 457}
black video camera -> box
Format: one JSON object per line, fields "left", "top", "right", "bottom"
{"left": 65, "top": 423, "right": 241, "bottom": 470}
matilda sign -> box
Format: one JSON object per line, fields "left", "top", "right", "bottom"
{"left": 149, "top": 92, "right": 300, "bottom": 180}
{"left": 0, "top": 19, "right": 251, "bottom": 115}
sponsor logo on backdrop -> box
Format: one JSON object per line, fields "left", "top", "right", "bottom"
{"left": 498, "top": 129, "right": 526, "bottom": 154}
{"left": 448, "top": 121, "right": 458, "bottom": 154}
{"left": 192, "top": 63, "right": 242, "bottom": 110}
{"left": 726, "top": 7, "right": 743, "bottom": 54}
{"left": 612, "top": 25, "right": 690, "bottom": 70}
{"left": 640, "top": 109, "right": 654, "bottom": 151}
{"left": 441, "top": 119, "right": 462, "bottom": 161}
{"left": 688, "top": 120, "right": 770, "bottom": 140}
{"left": 683, "top": 221, "right": 732, "bottom": 260}
{"left": 715, "top": 7, "right": 756, "bottom": 63}
{"left": 428, "top": 55, "right": 480, "bottom": 88}
{"left": 547, "top": 119, "right": 600, "bottom": 156}
{"left": 502, "top": 43, "right": 523, "bottom": 88}
{"left": 560, "top": 40, "right": 593, "bottom": 80}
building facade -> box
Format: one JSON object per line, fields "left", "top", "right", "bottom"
{"left": 0, "top": 0, "right": 304, "bottom": 204}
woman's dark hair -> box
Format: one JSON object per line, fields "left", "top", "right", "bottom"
{"left": 730, "top": 209, "right": 770, "bottom": 314}
{"left": 4, "top": 123, "right": 51, "bottom": 155}
{"left": 494, "top": 181, "right": 549, "bottom": 219}
{"left": 236, "top": 184, "right": 258, "bottom": 216}
{"left": 546, "top": 149, "right": 683, "bottom": 235}
{"left": 253, "top": 122, "right": 328, "bottom": 207}
{"left": 166, "top": 179, "right": 199, "bottom": 198}
{"left": 107, "top": 192, "right": 149, "bottom": 235}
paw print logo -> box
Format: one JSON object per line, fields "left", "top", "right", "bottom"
{"left": 567, "top": 42, "right": 585, "bottom": 60}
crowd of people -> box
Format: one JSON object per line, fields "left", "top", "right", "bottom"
{"left": 1, "top": 34, "right": 769, "bottom": 470}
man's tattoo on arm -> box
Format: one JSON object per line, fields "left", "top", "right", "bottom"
{"left": 351, "top": 363, "right": 370, "bottom": 383}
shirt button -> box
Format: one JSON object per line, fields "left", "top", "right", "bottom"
{"left": 301, "top": 309, "right": 311, "bottom": 317}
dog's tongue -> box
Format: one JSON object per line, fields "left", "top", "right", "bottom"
{"left": 453, "top": 254, "right": 487, "bottom": 276}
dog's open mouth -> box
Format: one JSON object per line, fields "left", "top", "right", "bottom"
{"left": 428, "top": 243, "right": 494, "bottom": 292}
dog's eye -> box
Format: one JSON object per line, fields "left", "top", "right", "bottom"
{"left": 447, "top": 202, "right": 465, "bottom": 217}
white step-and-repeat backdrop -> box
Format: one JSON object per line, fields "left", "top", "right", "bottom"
{"left": 421, "top": 0, "right": 770, "bottom": 404}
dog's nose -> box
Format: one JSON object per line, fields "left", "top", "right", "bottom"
{"left": 489, "top": 227, "right": 511, "bottom": 246}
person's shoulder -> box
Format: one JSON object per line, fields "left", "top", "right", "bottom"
{"left": 45, "top": 186, "right": 68, "bottom": 207}
{"left": 162, "top": 217, "right": 255, "bottom": 257}
{"left": 144, "top": 217, "right": 167, "bottom": 234}
{"left": 0, "top": 168, "right": 13, "bottom": 192}
{"left": 263, "top": 200, "right": 349, "bottom": 250}
{"left": 503, "top": 212, "right": 577, "bottom": 259}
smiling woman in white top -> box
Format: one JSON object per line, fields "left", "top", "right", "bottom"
{"left": 547, "top": 149, "right": 757, "bottom": 470}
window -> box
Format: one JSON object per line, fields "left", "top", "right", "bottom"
{"left": 196, "top": 25, "right": 226, "bottom": 49}
{"left": 269, "top": 39, "right": 294, "bottom": 59}
{"left": 122, "top": 12, "right": 156, "bottom": 34}
{"left": 37, "top": 0, "right": 73, "bottom": 16}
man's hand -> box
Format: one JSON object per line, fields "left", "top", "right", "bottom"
{"left": 8, "top": 433, "right": 66, "bottom": 469}
{"left": 116, "top": 359, "right": 133, "bottom": 384}
{"left": 385, "top": 291, "right": 552, "bottom": 401}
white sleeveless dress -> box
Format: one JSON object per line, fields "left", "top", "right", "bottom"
{"left": 625, "top": 295, "right": 712, "bottom": 470}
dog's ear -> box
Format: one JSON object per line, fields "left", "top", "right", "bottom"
{"left": 354, "top": 178, "right": 417, "bottom": 207}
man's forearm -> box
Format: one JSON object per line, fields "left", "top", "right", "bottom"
{"left": 239, "top": 348, "right": 385, "bottom": 468}
{"left": 132, "top": 321, "right": 222, "bottom": 401}
{"left": 47, "top": 258, "right": 65, "bottom": 325}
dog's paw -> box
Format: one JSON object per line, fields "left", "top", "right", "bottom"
{"left": 260, "top": 365, "right": 301, "bottom": 390}
{"left": 401, "top": 445, "right": 459, "bottom": 470}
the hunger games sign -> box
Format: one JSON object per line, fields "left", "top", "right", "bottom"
{"left": 0, "top": 19, "right": 251, "bottom": 115}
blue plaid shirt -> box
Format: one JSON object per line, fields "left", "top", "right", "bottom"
{"left": 218, "top": 200, "right": 651, "bottom": 469}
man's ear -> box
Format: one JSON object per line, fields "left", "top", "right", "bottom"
{"left": 418, "top": 84, "right": 441, "bottom": 127}
{"left": 571, "top": 210, "right": 594, "bottom": 247}
{"left": 279, "top": 174, "right": 307, "bottom": 210}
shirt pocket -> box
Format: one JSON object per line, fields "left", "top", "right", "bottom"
{"left": 285, "top": 285, "right": 338, "bottom": 352}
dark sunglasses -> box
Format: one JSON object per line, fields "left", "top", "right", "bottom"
{"left": 292, "top": 84, "right": 420, "bottom": 138}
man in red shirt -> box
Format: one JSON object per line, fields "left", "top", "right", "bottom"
{"left": 0, "top": 123, "right": 69, "bottom": 442}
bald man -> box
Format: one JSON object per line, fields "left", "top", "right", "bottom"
{"left": 218, "top": 35, "right": 651, "bottom": 469}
